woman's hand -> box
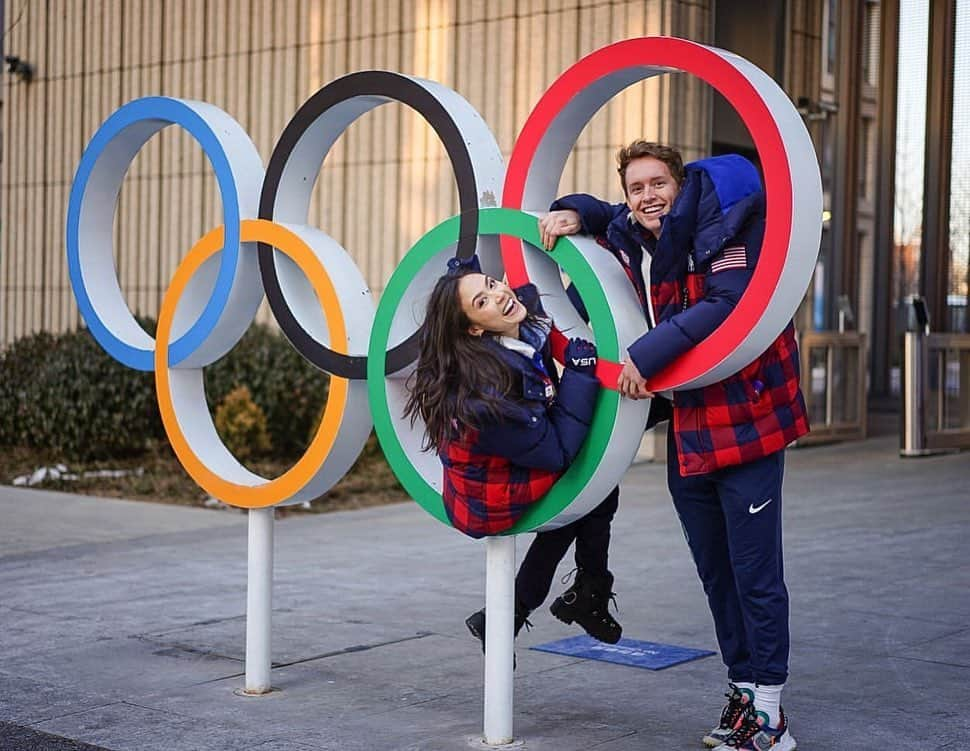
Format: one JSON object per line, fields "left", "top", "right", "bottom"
{"left": 564, "top": 338, "right": 598, "bottom": 375}
{"left": 538, "top": 209, "right": 582, "bottom": 250}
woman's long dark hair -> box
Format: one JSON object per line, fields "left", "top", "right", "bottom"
{"left": 403, "top": 268, "right": 532, "bottom": 453}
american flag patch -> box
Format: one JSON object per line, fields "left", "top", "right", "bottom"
{"left": 709, "top": 246, "right": 747, "bottom": 274}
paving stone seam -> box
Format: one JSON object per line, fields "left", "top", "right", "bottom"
{"left": 584, "top": 729, "right": 642, "bottom": 748}
{"left": 834, "top": 607, "right": 970, "bottom": 627}
{"left": 192, "top": 670, "right": 246, "bottom": 685}
{"left": 140, "top": 614, "right": 248, "bottom": 637}
{"left": 901, "top": 625, "right": 970, "bottom": 648}
{"left": 794, "top": 640, "right": 939, "bottom": 658}
{"left": 12, "top": 700, "right": 123, "bottom": 727}
{"left": 270, "top": 630, "right": 436, "bottom": 669}
{"left": 888, "top": 654, "right": 970, "bottom": 670}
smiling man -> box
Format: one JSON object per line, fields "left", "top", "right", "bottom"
{"left": 539, "top": 141, "right": 808, "bottom": 751}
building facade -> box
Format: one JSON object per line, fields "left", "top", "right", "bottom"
{"left": 1, "top": 0, "right": 966, "bottom": 418}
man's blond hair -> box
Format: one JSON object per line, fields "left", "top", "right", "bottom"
{"left": 616, "top": 140, "right": 684, "bottom": 194}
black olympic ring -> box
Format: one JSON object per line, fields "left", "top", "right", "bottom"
{"left": 257, "top": 71, "right": 494, "bottom": 378}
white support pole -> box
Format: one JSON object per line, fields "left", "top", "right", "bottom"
{"left": 483, "top": 535, "right": 515, "bottom": 745}
{"left": 244, "top": 507, "right": 274, "bottom": 694}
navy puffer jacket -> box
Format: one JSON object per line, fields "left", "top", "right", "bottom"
{"left": 552, "top": 155, "right": 808, "bottom": 476}
{"left": 439, "top": 285, "right": 600, "bottom": 537}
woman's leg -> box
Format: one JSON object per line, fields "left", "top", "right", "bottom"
{"left": 572, "top": 486, "right": 620, "bottom": 576}
{"left": 547, "top": 487, "right": 623, "bottom": 643}
{"left": 514, "top": 524, "right": 578, "bottom": 610}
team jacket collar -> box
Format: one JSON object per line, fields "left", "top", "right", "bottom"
{"left": 610, "top": 155, "right": 765, "bottom": 278}
{"left": 482, "top": 320, "right": 554, "bottom": 402}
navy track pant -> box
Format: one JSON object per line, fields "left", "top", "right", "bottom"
{"left": 666, "top": 430, "right": 790, "bottom": 685}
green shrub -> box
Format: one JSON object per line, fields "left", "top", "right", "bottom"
{"left": 0, "top": 322, "right": 329, "bottom": 462}
{"left": 0, "top": 328, "right": 163, "bottom": 460}
{"left": 204, "top": 324, "right": 329, "bottom": 458}
{"left": 214, "top": 385, "right": 272, "bottom": 461}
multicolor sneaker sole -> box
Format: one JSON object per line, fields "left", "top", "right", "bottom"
{"left": 703, "top": 684, "right": 755, "bottom": 747}
{"left": 703, "top": 727, "right": 734, "bottom": 747}
{"left": 719, "top": 709, "right": 797, "bottom": 750}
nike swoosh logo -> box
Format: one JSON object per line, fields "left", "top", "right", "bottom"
{"left": 748, "top": 499, "right": 774, "bottom": 514}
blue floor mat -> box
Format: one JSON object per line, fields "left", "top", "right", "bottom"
{"left": 530, "top": 635, "right": 715, "bottom": 670}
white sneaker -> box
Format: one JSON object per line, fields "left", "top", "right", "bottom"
{"left": 716, "top": 709, "right": 796, "bottom": 751}
{"left": 703, "top": 683, "right": 755, "bottom": 747}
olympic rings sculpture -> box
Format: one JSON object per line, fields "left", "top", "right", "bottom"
{"left": 66, "top": 37, "right": 821, "bottom": 531}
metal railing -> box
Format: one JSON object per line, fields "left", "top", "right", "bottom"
{"left": 798, "top": 331, "right": 868, "bottom": 445}
{"left": 902, "top": 331, "right": 970, "bottom": 455}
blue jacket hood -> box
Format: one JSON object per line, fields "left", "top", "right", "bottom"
{"left": 665, "top": 154, "right": 765, "bottom": 266}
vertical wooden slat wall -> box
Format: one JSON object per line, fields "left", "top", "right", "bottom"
{"left": 1, "top": 0, "right": 712, "bottom": 348}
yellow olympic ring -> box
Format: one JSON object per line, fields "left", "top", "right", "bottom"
{"left": 154, "top": 219, "right": 350, "bottom": 509}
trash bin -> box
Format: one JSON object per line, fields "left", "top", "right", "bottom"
{"left": 901, "top": 296, "right": 930, "bottom": 456}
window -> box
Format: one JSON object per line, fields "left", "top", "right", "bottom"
{"left": 947, "top": 0, "right": 970, "bottom": 331}
{"left": 859, "top": 117, "right": 874, "bottom": 200}
{"left": 893, "top": 0, "right": 929, "bottom": 303}
{"left": 862, "top": 1, "right": 881, "bottom": 87}
{"left": 822, "top": 0, "right": 839, "bottom": 91}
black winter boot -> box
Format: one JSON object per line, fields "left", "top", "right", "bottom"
{"left": 549, "top": 569, "right": 622, "bottom": 644}
{"left": 465, "top": 601, "right": 532, "bottom": 654}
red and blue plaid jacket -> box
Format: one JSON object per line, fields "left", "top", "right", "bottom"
{"left": 439, "top": 315, "right": 599, "bottom": 537}
{"left": 552, "top": 155, "right": 809, "bottom": 477}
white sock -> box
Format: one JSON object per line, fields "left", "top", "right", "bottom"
{"left": 734, "top": 681, "right": 755, "bottom": 702}
{"left": 754, "top": 683, "right": 783, "bottom": 728}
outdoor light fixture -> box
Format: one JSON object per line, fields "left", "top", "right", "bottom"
{"left": 796, "top": 96, "right": 837, "bottom": 121}
{"left": 4, "top": 55, "right": 34, "bottom": 83}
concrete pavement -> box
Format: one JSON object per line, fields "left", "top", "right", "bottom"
{"left": 1, "top": 435, "right": 968, "bottom": 749}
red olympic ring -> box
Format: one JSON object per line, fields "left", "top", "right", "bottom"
{"left": 502, "top": 37, "right": 796, "bottom": 393}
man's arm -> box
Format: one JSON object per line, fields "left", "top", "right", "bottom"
{"left": 550, "top": 194, "right": 623, "bottom": 236}
{"left": 627, "top": 265, "right": 753, "bottom": 381}
{"left": 538, "top": 209, "right": 582, "bottom": 250}
{"left": 538, "top": 194, "right": 627, "bottom": 249}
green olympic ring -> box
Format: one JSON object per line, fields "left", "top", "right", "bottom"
{"left": 368, "top": 207, "right": 621, "bottom": 534}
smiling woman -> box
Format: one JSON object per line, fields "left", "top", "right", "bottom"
{"left": 370, "top": 207, "right": 647, "bottom": 534}
{"left": 398, "top": 244, "right": 626, "bottom": 648}
{"left": 459, "top": 274, "right": 529, "bottom": 338}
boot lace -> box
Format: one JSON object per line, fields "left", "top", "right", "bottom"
{"left": 558, "top": 568, "right": 580, "bottom": 606}
{"left": 514, "top": 602, "right": 534, "bottom": 634}
{"left": 606, "top": 591, "right": 619, "bottom": 616}
{"left": 559, "top": 568, "right": 620, "bottom": 613}
{"left": 724, "top": 711, "right": 762, "bottom": 747}
{"left": 719, "top": 684, "right": 752, "bottom": 730}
